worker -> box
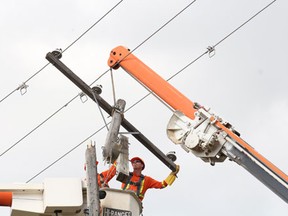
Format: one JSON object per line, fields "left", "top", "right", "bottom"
{"left": 98, "top": 162, "right": 117, "bottom": 188}
{"left": 86, "top": 157, "right": 179, "bottom": 201}
{"left": 120, "top": 156, "right": 179, "bottom": 201}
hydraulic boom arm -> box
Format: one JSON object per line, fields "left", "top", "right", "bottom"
{"left": 108, "top": 45, "right": 288, "bottom": 203}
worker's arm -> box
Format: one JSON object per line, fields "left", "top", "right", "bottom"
{"left": 146, "top": 165, "right": 180, "bottom": 189}
{"left": 98, "top": 162, "right": 117, "bottom": 188}
{"left": 144, "top": 176, "right": 167, "bottom": 189}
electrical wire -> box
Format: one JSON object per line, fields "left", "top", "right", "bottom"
{"left": 61, "top": 0, "right": 124, "bottom": 54}
{"left": 214, "top": 0, "right": 276, "bottom": 48}
{"left": 129, "top": 0, "right": 197, "bottom": 55}
{"left": 0, "top": 0, "right": 124, "bottom": 156}
{"left": 125, "top": 51, "right": 208, "bottom": 113}
{"left": 0, "top": 0, "right": 124, "bottom": 105}
{"left": 22, "top": 0, "right": 276, "bottom": 181}
{"left": 125, "top": 0, "right": 277, "bottom": 111}
{"left": 3, "top": 0, "right": 197, "bottom": 158}
{"left": 0, "top": 70, "right": 109, "bottom": 157}
{"left": 23, "top": 0, "right": 199, "bottom": 182}
{"left": 26, "top": 123, "right": 108, "bottom": 183}
{"left": 0, "top": 95, "right": 77, "bottom": 157}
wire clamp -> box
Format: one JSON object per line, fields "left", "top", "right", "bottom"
{"left": 207, "top": 46, "right": 215, "bottom": 58}
{"left": 17, "top": 82, "right": 29, "bottom": 95}
{"left": 79, "top": 92, "right": 88, "bottom": 103}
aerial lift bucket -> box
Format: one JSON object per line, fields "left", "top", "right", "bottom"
{"left": 100, "top": 188, "right": 143, "bottom": 216}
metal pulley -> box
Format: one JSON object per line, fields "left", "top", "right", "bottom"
{"left": 167, "top": 108, "right": 228, "bottom": 165}
{"left": 51, "top": 49, "right": 62, "bottom": 59}
{"left": 166, "top": 151, "right": 177, "bottom": 162}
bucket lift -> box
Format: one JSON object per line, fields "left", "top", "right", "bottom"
{"left": 0, "top": 179, "right": 142, "bottom": 216}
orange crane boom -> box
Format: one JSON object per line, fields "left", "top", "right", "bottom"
{"left": 108, "top": 46, "right": 197, "bottom": 120}
{"left": 108, "top": 45, "right": 288, "bottom": 203}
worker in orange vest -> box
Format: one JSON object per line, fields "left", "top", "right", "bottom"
{"left": 121, "top": 157, "right": 179, "bottom": 201}
{"left": 86, "top": 157, "right": 179, "bottom": 201}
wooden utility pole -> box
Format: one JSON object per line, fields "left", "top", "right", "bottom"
{"left": 85, "top": 142, "right": 100, "bottom": 216}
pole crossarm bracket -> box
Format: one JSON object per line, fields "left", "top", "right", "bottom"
{"left": 46, "top": 51, "right": 177, "bottom": 172}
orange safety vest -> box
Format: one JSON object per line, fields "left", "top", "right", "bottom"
{"left": 122, "top": 172, "right": 145, "bottom": 200}
{"left": 98, "top": 163, "right": 117, "bottom": 188}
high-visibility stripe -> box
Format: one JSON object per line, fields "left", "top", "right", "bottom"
{"left": 122, "top": 172, "right": 145, "bottom": 199}
{"left": 138, "top": 178, "right": 145, "bottom": 198}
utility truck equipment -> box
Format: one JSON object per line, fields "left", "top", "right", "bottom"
{"left": 108, "top": 45, "right": 288, "bottom": 203}
{"left": 1, "top": 45, "right": 287, "bottom": 216}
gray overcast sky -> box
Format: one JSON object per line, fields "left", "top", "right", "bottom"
{"left": 0, "top": 0, "right": 287, "bottom": 215}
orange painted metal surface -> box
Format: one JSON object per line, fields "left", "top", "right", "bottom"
{"left": 0, "top": 192, "right": 12, "bottom": 206}
{"left": 216, "top": 121, "right": 288, "bottom": 183}
{"left": 108, "top": 46, "right": 197, "bottom": 120}
{"left": 108, "top": 45, "right": 288, "bottom": 184}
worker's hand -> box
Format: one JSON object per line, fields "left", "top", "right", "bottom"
{"left": 165, "top": 165, "right": 180, "bottom": 186}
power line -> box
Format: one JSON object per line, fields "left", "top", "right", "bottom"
{"left": 126, "top": 0, "right": 277, "bottom": 110}
{"left": 26, "top": 124, "right": 108, "bottom": 183}
{"left": 0, "top": 0, "right": 124, "bottom": 105}
{"left": 0, "top": 0, "right": 124, "bottom": 156}
{"left": 0, "top": 69, "right": 109, "bottom": 157}
{"left": 0, "top": 95, "right": 77, "bottom": 157}
{"left": 214, "top": 0, "right": 276, "bottom": 48}
{"left": 61, "top": 0, "right": 124, "bottom": 54}
{"left": 129, "top": 0, "right": 197, "bottom": 54}
{"left": 1, "top": 0, "right": 197, "bottom": 157}
{"left": 20, "top": 0, "right": 276, "bottom": 181}
{"left": 23, "top": 0, "right": 200, "bottom": 182}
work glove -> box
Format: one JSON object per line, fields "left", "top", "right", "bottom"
{"left": 165, "top": 164, "right": 180, "bottom": 186}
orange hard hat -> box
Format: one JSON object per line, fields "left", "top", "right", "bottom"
{"left": 130, "top": 157, "right": 145, "bottom": 170}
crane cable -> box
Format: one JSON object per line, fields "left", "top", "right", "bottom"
{"left": 0, "top": 0, "right": 124, "bottom": 105}
{"left": 21, "top": 0, "right": 278, "bottom": 181}
{"left": 109, "top": 0, "right": 197, "bottom": 111}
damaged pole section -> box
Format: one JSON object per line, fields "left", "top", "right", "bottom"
{"left": 102, "top": 99, "right": 126, "bottom": 163}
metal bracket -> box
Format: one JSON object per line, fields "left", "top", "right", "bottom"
{"left": 79, "top": 92, "right": 88, "bottom": 103}
{"left": 207, "top": 46, "right": 215, "bottom": 58}
{"left": 17, "top": 83, "right": 29, "bottom": 95}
